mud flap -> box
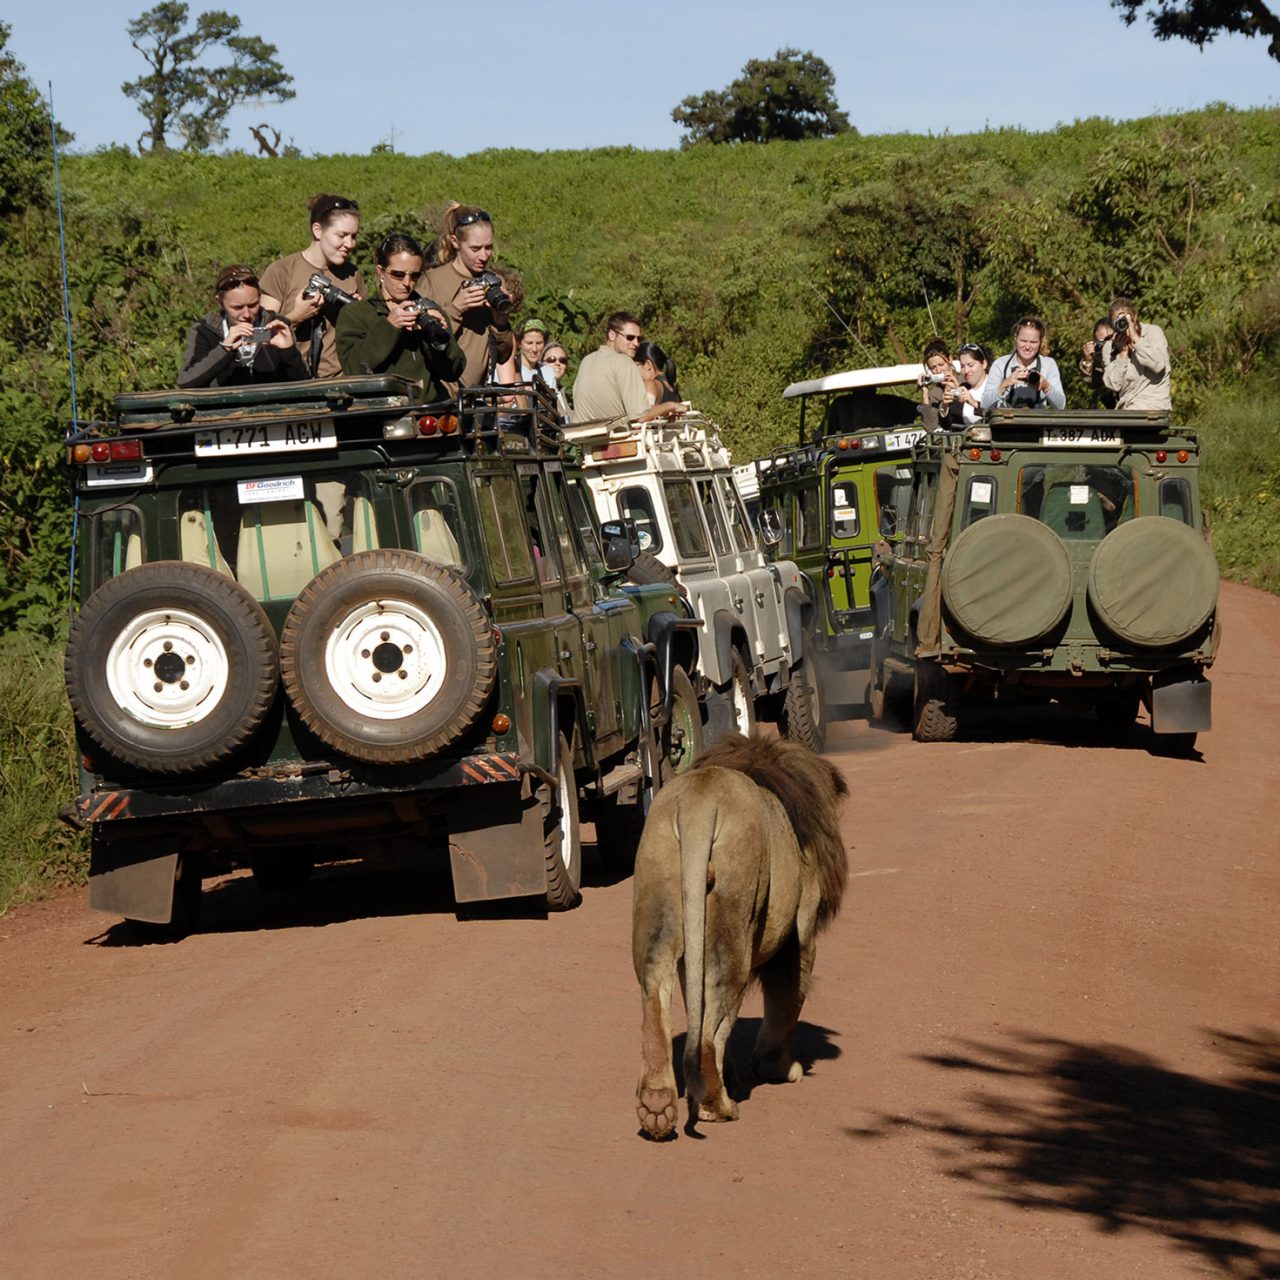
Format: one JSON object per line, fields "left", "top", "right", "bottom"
{"left": 89, "top": 849, "right": 179, "bottom": 924}
{"left": 1151, "top": 675, "right": 1211, "bottom": 734}
{"left": 447, "top": 783, "right": 546, "bottom": 903}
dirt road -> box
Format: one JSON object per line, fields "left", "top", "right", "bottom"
{"left": 1, "top": 581, "right": 1276, "bottom": 1280}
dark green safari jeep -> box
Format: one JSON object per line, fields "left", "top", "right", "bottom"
{"left": 868, "top": 409, "right": 1220, "bottom": 752}
{"left": 62, "top": 377, "right": 698, "bottom": 934}
{"left": 756, "top": 363, "right": 926, "bottom": 712}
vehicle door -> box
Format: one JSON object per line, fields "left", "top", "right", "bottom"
{"left": 891, "top": 465, "right": 936, "bottom": 649}
{"left": 660, "top": 475, "right": 728, "bottom": 685}
{"left": 546, "top": 463, "right": 636, "bottom": 754}
{"left": 716, "top": 471, "right": 789, "bottom": 669}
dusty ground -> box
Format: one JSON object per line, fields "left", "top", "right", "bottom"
{"left": 1, "top": 580, "right": 1276, "bottom": 1280}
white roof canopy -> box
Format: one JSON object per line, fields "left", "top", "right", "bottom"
{"left": 782, "top": 363, "right": 925, "bottom": 400}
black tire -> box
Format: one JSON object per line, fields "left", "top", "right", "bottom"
{"left": 250, "top": 849, "right": 315, "bottom": 892}
{"left": 663, "top": 665, "right": 704, "bottom": 777}
{"left": 542, "top": 733, "right": 583, "bottom": 909}
{"left": 626, "top": 551, "right": 679, "bottom": 588}
{"left": 65, "top": 562, "right": 278, "bottom": 775}
{"left": 280, "top": 550, "right": 496, "bottom": 765}
{"left": 123, "top": 854, "right": 202, "bottom": 942}
{"left": 912, "top": 665, "right": 960, "bottom": 743}
{"left": 780, "top": 660, "right": 826, "bottom": 753}
{"left": 705, "top": 650, "right": 756, "bottom": 743}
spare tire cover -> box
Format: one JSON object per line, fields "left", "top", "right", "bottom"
{"left": 1087, "top": 516, "right": 1218, "bottom": 648}
{"left": 941, "top": 514, "right": 1073, "bottom": 646}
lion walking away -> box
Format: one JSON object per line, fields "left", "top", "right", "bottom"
{"left": 631, "top": 734, "right": 849, "bottom": 1139}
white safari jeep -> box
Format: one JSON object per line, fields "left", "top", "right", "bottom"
{"left": 566, "top": 410, "right": 824, "bottom": 749}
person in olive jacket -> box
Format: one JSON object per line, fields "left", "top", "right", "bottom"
{"left": 336, "top": 233, "right": 465, "bottom": 397}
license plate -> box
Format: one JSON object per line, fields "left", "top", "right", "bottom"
{"left": 885, "top": 429, "right": 924, "bottom": 451}
{"left": 1040, "top": 427, "right": 1120, "bottom": 447}
{"left": 195, "top": 420, "right": 336, "bottom": 456}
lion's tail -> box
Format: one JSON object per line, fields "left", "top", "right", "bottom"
{"left": 678, "top": 788, "right": 717, "bottom": 1114}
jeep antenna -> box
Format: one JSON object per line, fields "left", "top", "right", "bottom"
{"left": 50, "top": 82, "right": 81, "bottom": 616}
{"left": 921, "top": 280, "right": 939, "bottom": 337}
{"left": 804, "top": 279, "right": 876, "bottom": 367}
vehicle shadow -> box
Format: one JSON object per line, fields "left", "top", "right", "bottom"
{"left": 845, "top": 1028, "right": 1280, "bottom": 1279}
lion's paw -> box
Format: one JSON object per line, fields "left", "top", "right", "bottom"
{"left": 752, "top": 1052, "right": 803, "bottom": 1084}
{"left": 637, "top": 1086, "right": 679, "bottom": 1139}
{"left": 697, "top": 1094, "right": 739, "bottom": 1123}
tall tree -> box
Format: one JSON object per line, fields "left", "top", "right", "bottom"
{"left": 672, "top": 48, "right": 852, "bottom": 146}
{"left": 122, "top": 3, "right": 294, "bottom": 153}
{"left": 0, "top": 21, "right": 69, "bottom": 216}
{"left": 1111, "top": 0, "right": 1280, "bottom": 62}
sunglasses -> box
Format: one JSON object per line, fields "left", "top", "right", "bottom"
{"left": 329, "top": 197, "right": 359, "bottom": 211}
{"left": 383, "top": 268, "right": 423, "bottom": 282}
{"left": 455, "top": 209, "right": 492, "bottom": 228}
{"left": 958, "top": 343, "right": 985, "bottom": 358}
{"left": 544, "top": 355, "right": 567, "bottom": 364}
{"left": 617, "top": 332, "right": 642, "bottom": 343}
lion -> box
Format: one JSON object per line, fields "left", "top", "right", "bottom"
{"left": 632, "top": 733, "right": 849, "bottom": 1138}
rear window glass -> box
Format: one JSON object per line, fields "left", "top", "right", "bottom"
{"left": 875, "top": 465, "right": 913, "bottom": 538}
{"left": 798, "top": 484, "right": 822, "bottom": 550}
{"left": 1159, "top": 477, "right": 1193, "bottom": 526}
{"left": 830, "top": 479, "right": 859, "bottom": 539}
{"left": 961, "top": 475, "right": 998, "bottom": 528}
{"left": 94, "top": 507, "right": 144, "bottom": 586}
{"left": 1019, "top": 464, "right": 1136, "bottom": 540}
{"left": 408, "top": 478, "right": 468, "bottom": 572}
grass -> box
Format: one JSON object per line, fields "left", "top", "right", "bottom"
{"left": 0, "top": 634, "right": 87, "bottom": 914}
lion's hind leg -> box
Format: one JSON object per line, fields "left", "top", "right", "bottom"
{"left": 636, "top": 964, "right": 680, "bottom": 1139}
{"left": 751, "top": 928, "right": 806, "bottom": 1085}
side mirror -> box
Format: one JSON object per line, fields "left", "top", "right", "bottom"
{"left": 759, "top": 509, "right": 783, "bottom": 548}
{"left": 600, "top": 519, "right": 639, "bottom": 571}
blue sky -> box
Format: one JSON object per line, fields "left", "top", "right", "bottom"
{"left": 10, "top": 0, "right": 1278, "bottom": 156}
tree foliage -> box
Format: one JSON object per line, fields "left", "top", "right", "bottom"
{"left": 672, "top": 48, "right": 851, "bottom": 146}
{"left": 0, "top": 20, "right": 69, "bottom": 217}
{"left": 122, "top": 2, "right": 294, "bottom": 153}
{"left": 1111, "top": 0, "right": 1280, "bottom": 62}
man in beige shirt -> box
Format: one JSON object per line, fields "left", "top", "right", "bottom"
{"left": 571, "top": 312, "right": 679, "bottom": 423}
{"left": 1102, "top": 297, "right": 1172, "bottom": 411}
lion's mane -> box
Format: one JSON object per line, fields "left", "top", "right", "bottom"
{"left": 692, "top": 734, "right": 849, "bottom": 926}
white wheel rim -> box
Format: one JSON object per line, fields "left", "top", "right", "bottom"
{"left": 105, "top": 607, "right": 230, "bottom": 729}
{"left": 556, "top": 756, "right": 573, "bottom": 869}
{"left": 323, "top": 599, "right": 447, "bottom": 720}
{"left": 732, "top": 673, "right": 751, "bottom": 732}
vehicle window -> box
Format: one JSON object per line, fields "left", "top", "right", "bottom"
{"left": 874, "top": 465, "right": 913, "bottom": 538}
{"left": 830, "top": 478, "right": 859, "bottom": 540}
{"left": 545, "top": 469, "right": 594, "bottom": 607}
{"left": 565, "top": 476, "right": 607, "bottom": 574}
{"left": 961, "top": 475, "right": 998, "bottom": 528}
{"left": 906, "top": 470, "right": 935, "bottom": 541}
{"left": 517, "top": 470, "right": 562, "bottom": 586}
{"left": 94, "top": 507, "right": 144, "bottom": 586}
{"left": 717, "top": 474, "right": 756, "bottom": 555}
{"left": 1019, "top": 464, "right": 1136, "bottom": 541}
{"left": 178, "top": 474, "right": 364, "bottom": 601}
{"left": 696, "top": 477, "right": 731, "bottom": 556}
{"left": 408, "top": 477, "right": 467, "bottom": 571}
{"left": 798, "top": 484, "right": 822, "bottom": 550}
{"left": 475, "top": 471, "right": 535, "bottom": 583}
{"left": 663, "top": 478, "right": 710, "bottom": 559}
{"left": 618, "top": 486, "right": 662, "bottom": 554}
{"left": 1159, "top": 476, "right": 1193, "bottom": 526}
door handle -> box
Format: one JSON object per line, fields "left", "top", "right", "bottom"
{"left": 754, "top": 590, "right": 766, "bottom": 607}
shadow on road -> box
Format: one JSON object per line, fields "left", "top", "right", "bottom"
{"left": 671, "top": 1018, "right": 842, "bottom": 1103}
{"left": 847, "top": 1028, "right": 1280, "bottom": 1278}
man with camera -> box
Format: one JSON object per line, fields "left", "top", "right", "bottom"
{"left": 981, "top": 316, "right": 1067, "bottom": 412}
{"left": 1079, "top": 318, "right": 1118, "bottom": 409}
{"left": 572, "top": 312, "right": 682, "bottom": 424}
{"left": 1101, "top": 297, "right": 1171, "bottom": 411}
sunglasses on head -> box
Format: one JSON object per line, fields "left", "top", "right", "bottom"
{"left": 329, "top": 197, "right": 359, "bottom": 211}
{"left": 455, "top": 209, "right": 492, "bottom": 228}
{"left": 958, "top": 343, "right": 985, "bottom": 358}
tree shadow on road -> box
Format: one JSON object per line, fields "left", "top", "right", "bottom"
{"left": 847, "top": 1028, "right": 1279, "bottom": 1278}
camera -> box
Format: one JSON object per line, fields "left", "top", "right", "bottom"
{"left": 301, "top": 272, "right": 354, "bottom": 308}
{"left": 1093, "top": 338, "right": 1106, "bottom": 360}
{"left": 466, "top": 270, "right": 512, "bottom": 316}
{"left": 249, "top": 326, "right": 276, "bottom": 344}
{"left": 922, "top": 372, "right": 949, "bottom": 386}
{"left": 1113, "top": 314, "right": 1129, "bottom": 334}
{"left": 404, "top": 297, "right": 452, "bottom": 352}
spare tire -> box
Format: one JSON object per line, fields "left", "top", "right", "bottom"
{"left": 280, "top": 549, "right": 496, "bottom": 764}
{"left": 941, "top": 514, "right": 1073, "bottom": 647}
{"left": 65, "top": 561, "right": 278, "bottom": 774}
{"left": 1087, "top": 516, "right": 1218, "bottom": 648}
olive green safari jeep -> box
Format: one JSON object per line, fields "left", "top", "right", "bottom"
{"left": 63, "top": 377, "right": 697, "bottom": 934}
{"left": 868, "top": 409, "right": 1220, "bottom": 752}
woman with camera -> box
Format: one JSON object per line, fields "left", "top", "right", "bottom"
{"left": 917, "top": 339, "right": 963, "bottom": 430}
{"left": 953, "top": 342, "right": 990, "bottom": 424}
{"left": 420, "top": 205, "right": 515, "bottom": 388}
{"left": 178, "top": 264, "right": 307, "bottom": 389}
{"left": 981, "top": 316, "right": 1066, "bottom": 411}
{"left": 336, "top": 234, "right": 465, "bottom": 398}
{"left": 259, "top": 193, "right": 365, "bottom": 378}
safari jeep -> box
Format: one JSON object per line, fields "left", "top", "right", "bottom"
{"left": 62, "top": 377, "right": 699, "bottom": 935}
{"left": 869, "top": 409, "right": 1220, "bottom": 752}
{"left": 564, "top": 410, "right": 821, "bottom": 750}
{"left": 756, "top": 364, "right": 928, "bottom": 712}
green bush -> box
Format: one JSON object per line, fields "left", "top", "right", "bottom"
{"left": 0, "top": 633, "right": 87, "bottom": 913}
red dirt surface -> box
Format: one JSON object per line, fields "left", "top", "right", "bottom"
{"left": 1, "top": 581, "right": 1276, "bottom": 1280}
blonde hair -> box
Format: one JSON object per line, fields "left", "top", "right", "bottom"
{"left": 437, "top": 203, "right": 491, "bottom": 265}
